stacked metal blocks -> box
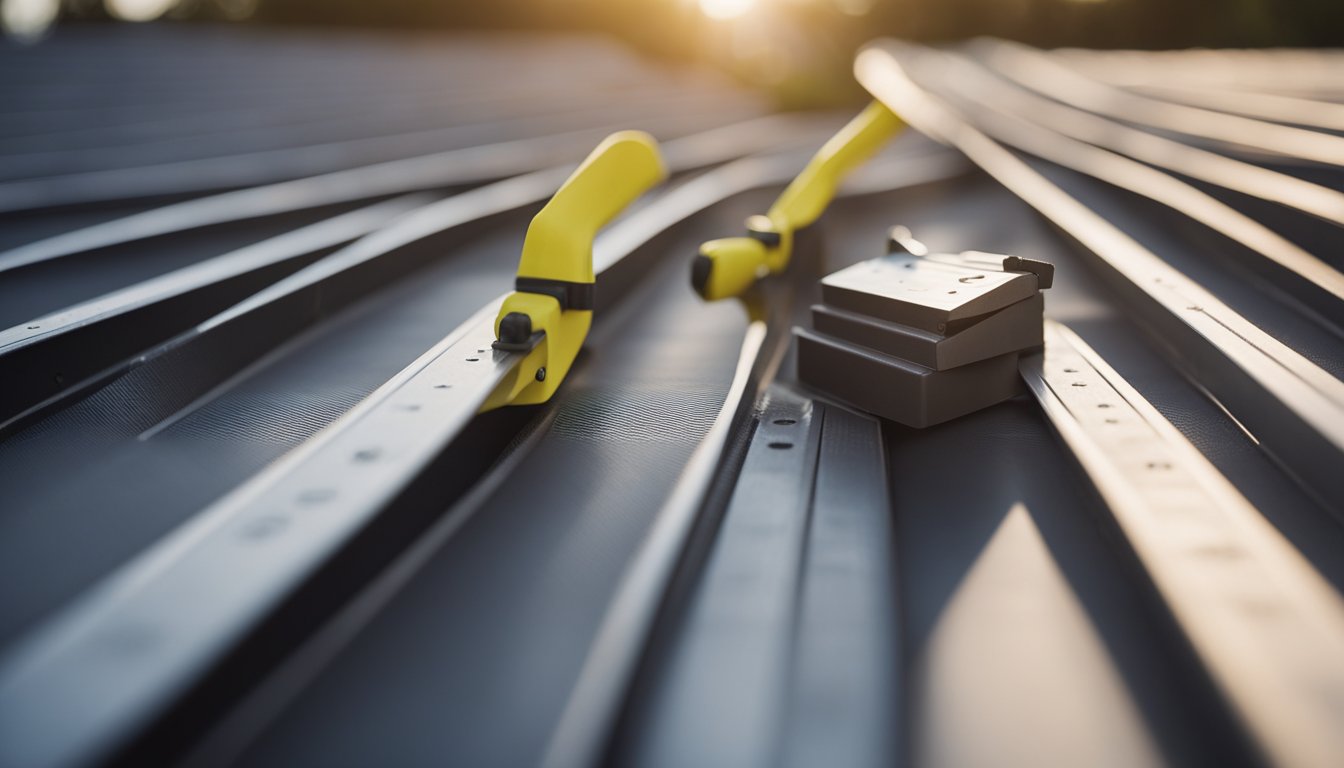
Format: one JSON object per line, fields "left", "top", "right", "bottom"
{"left": 796, "top": 229, "right": 1053, "bottom": 427}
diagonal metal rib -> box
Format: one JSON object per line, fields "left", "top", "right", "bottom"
{"left": 0, "top": 146, "right": 960, "bottom": 768}
{"left": 0, "top": 84, "right": 752, "bottom": 183}
{"left": 0, "top": 196, "right": 432, "bottom": 428}
{"left": 0, "top": 113, "right": 830, "bottom": 272}
{"left": 973, "top": 39, "right": 1344, "bottom": 167}
{"left": 1024, "top": 321, "right": 1344, "bottom": 768}
{"left": 541, "top": 153, "right": 959, "bottom": 768}
{"left": 0, "top": 117, "right": 850, "bottom": 433}
{"left": 1108, "top": 84, "right": 1344, "bottom": 134}
{"left": 0, "top": 91, "right": 764, "bottom": 212}
{"left": 857, "top": 41, "right": 1344, "bottom": 511}
{"left": 899, "top": 47, "right": 1344, "bottom": 327}
{"left": 941, "top": 48, "right": 1344, "bottom": 226}
{"left": 1052, "top": 47, "right": 1344, "bottom": 100}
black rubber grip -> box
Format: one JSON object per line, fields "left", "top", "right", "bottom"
{"left": 514, "top": 277, "right": 595, "bottom": 311}
{"left": 746, "top": 226, "right": 782, "bottom": 248}
{"left": 691, "top": 254, "right": 713, "bottom": 297}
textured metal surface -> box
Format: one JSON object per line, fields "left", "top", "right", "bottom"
{"left": 1024, "top": 322, "right": 1344, "bottom": 768}
{"left": 1, "top": 25, "right": 1342, "bottom": 768}
{"left": 0, "top": 131, "right": 837, "bottom": 655}
{"left": 228, "top": 237, "right": 752, "bottom": 768}
{"left": 617, "top": 391, "right": 898, "bottom": 768}
{"left": 620, "top": 389, "right": 825, "bottom": 768}
{"left": 859, "top": 42, "right": 1344, "bottom": 510}
{"left": 823, "top": 178, "right": 1339, "bottom": 767}
{"left": 0, "top": 143, "right": 945, "bottom": 766}
{"left": 0, "top": 221, "right": 528, "bottom": 651}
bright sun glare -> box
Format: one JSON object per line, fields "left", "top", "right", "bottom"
{"left": 698, "top": 0, "right": 756, "bottom": 21}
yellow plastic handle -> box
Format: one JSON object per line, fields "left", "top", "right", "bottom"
{"left": 767, "top": 101, "right": 903, "bottom": 231}
{"left": 692, "top": 102, "right": 904, "bottom": 302}
{"left": 517, "top": 130, "right": 667, "bottom": 285}
{"left": 485, "top": 131, "right": 667, "bottom": 410}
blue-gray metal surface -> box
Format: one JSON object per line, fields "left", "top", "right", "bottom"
{"left": 0, "top": 24, "right": 1341, "bottom": 768}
